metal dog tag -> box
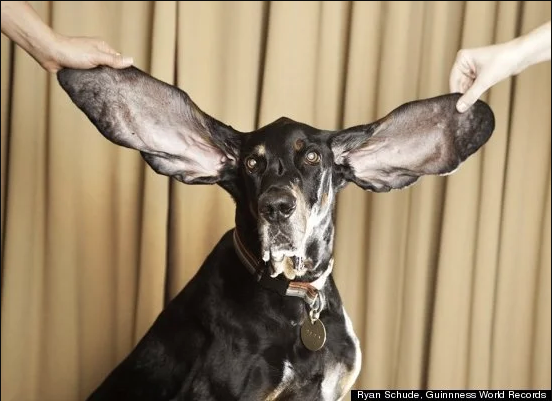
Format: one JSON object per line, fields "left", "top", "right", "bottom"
{"left": 300, "top": 318, "right": 326, "bottom": 351}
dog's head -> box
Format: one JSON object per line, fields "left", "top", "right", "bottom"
{"left": 57, "top": 66, "right": 495, "bottom": 280}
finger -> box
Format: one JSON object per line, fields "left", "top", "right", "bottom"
{"left": 110, "top": 53, "right": 134, "bottom": 68}
{"left": 449, "top": 67, "right": 466, "bottom": 93}
{"left": 95, "top": 52, "right": 134, "bottom": 69}
{"left": 456, "top": 78, "right": 489, "bottom": 113}
{"left": 449, "top": 68, "right": 474, "bottom": 98}
{"left": 450, "top": 51, "right": 478, "bottom": 93}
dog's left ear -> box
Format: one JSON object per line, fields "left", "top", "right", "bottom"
{"left": 330, "top": 94, "right": 495, "bottom": 192}
{"left": 57, "top": 66, "right": 242, "bottom": 185}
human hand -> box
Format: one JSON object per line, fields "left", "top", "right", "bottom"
{"left": 39, "top": 33, "right": 134, "bottom": 73}
{"left": 1, "top": 1, "right": 133, "bottom": 74}
{"left": 449, "top": 42, "right": 522, "bottom": 113}
{"left": 450, "top": 21, "right": 551, "bottom": 113}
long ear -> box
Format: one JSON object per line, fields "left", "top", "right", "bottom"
{"left": 330, "top": 93, "right": 495, "bottom": 192}
{"left": 57, "top": 66, "right": 242, "bottom": 185}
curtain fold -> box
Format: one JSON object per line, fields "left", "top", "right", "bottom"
{"left": 1, "top": 1, "right": 550, "bottom": 400}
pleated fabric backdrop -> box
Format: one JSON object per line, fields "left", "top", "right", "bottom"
{"left": 1, "top": 2, "right": 550, "bottom": 400}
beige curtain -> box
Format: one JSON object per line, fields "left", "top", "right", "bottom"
{"left": 1, "top": 1, "right": 550, "bottom": 400}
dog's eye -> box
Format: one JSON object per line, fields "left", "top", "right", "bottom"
{"left": 305, "top": 151, "right": 321, "bottom": 165}
{"left": 245, "top": 156, "right": 258, "bottom": 171}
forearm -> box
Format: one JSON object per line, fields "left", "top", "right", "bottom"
{"left": 511, "top": 20, "right": 551, "bottom": 74}
{"left": 1, "top": 1, "right": 58, "bottom": 66}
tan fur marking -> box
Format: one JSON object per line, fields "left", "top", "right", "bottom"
{"left": 255, "top": 144, "right": 266, "bottom": 156}
{"left": 321, "top": 193, "right": 328, "bottom": 207}
{"left": 282, "top": 257, "right": 297, "bottom": 280}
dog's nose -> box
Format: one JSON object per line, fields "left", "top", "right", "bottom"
{"left": 258, "top": 188, "right": 297, "bottom": 222}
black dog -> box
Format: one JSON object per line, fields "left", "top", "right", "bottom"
{"left": 57, "top": 66, "right": 495, "bottom": 401}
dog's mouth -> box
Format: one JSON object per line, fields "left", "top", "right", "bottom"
{"left": 263, "top": 250, "right": 313, "bottom": 279}
{"left": 259, "top": 224, "right": 314, "bottom": 280}
{"left": 263, "top": 251, "right": 314, "bottom": 280}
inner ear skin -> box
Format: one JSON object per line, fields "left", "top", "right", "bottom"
{"left": 328, "top": 93, "right": 495, "bottom": 192}
{"left": 57, "top": 66, "right": 245, "bottom": 188}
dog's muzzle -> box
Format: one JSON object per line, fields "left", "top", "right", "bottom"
{"left": 258, "top": 187, "right": 297, "bottom": 223}
{"left": 258, "top": 186, "right": 310, "bottom": 277}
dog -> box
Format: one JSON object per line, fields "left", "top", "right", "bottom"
{"left": 56, "top": 65, "right": 495, "bottom": 401}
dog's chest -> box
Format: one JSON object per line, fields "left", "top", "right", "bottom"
{"left": 266, "top": 306, "right": 362, "bottom": 401}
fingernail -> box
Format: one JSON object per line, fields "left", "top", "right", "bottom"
{"left": 457, "top": 101, "right": 468, "bottom": 113}
{"left": 122, "top": 56, "right": 134, "bottom": 65}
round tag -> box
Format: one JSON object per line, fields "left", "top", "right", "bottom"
{"left": 300, "top": 319, "right": 327, "bottom": 351}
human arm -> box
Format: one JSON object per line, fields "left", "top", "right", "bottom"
{"left": 450, "top": 20, "right": 551, "bottom": 112}
{"left": 1, "top": 1, "right": 133, "bottom": 73}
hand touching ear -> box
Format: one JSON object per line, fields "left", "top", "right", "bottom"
{"left": 450, "top": 20, "right": 551, "bottom": 113}
{"left": 43, "top": 35, "right": 134, "bottom": 73}
{"left": 1, "top": 1, "right": 133, "bottom": 73}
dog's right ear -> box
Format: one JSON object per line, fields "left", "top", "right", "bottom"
{"left": 57, "top": 66, "right": 242, "bottom": 185}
